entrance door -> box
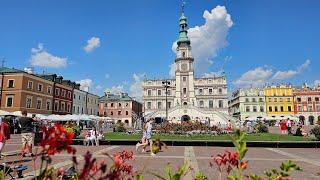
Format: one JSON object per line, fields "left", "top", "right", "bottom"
{"left": 181, "top": 115, "right": 191, "bottom": 122}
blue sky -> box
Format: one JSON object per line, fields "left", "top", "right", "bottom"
{"left": 1, "top": 0, "right": 320, "bottom": 99}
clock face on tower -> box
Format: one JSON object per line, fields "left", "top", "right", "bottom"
{"left": 181, "top": 63, "right": 188, "bottom": 71}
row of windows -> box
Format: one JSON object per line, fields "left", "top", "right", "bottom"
{"left": 146, "top": 88, "right": 224, "bottom": 96}
{"left": 55, "top": 88, "right": 72, "bottom": 99}
{"left": 245, "top": 98, "right": 264, "bottom": 102}
{"left": 268, "top": 106, "right": 292, "bottom": 112}
{"left": 147, "top": 89, "right": 171, "bottom": 96}
{"left": 73, "top": 94, "right": 98, "bottom": 104}
{"left": 297, "top": 105, "right": 320, "bottom": 112}
{"left": 109, "top": 110, "right": 129, "bottom": 116}
{"left": 245, "top": 106, "right": 265, "bottom": 112}
{"left": 107, "top": 102, "right": 130, "bottom": 108}
{"left": 146, "top": 100, "right": 224, "bottom": 109}
{"left": 26, "top": 80, "right": 53, "bottom": 94}
{"left": 296, "top": 97, "right": 320, "bottom": 102}
{"left": 267, "top": 97, "right": 291, "bottom": 102}
{"left": 54, "top": 101, "right": 71, "bottom": 112}
{"left": 26, "top": 96, "right": 51, "bottom": 110}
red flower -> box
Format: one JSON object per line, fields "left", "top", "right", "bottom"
{"left": 240, "top": 161, "right": 248, "bottom": 170}
{"left": 40, "top": 123, "right": 75, "bottom": 155}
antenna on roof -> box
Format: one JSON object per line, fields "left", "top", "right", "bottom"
{"left": 1, "top": 58, "right": 5, "bottom": 68}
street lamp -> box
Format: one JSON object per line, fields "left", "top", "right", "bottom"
{"left": 162, "top": 80, "right": 171, "bottom": 123}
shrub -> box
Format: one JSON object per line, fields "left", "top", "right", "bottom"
{"left": 255, "top": 123, "right": 269, "bottom": 133}
{"left": 311, "top": 125, "right": 320, "bottom": 140}
{"left": 115, "top": 122, "right": 126, "bottom": 132}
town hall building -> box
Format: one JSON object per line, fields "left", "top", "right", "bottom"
{"left": 142, "top": 6, "right": 230, "bottom": 125}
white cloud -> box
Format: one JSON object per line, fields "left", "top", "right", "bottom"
{"left": 272, "top": 70, "right": 298, "bottom": 81}
{"left": 202, "top": 70, "right": 224, "bottom": 78}
{"left": 172, "top": 5, "right": 233, "bottom": 74}
{"left": 233, "top": 67, "right": 273, "bottom": 88}
{"left": 105, "top": 73, "right": 110, "bottom": 79}
{"left": 83, "top": 37, "right": 100, "bottom": 53}
{"left": 169, "top": 64, "right": 176, "bottom": 78}
{"left": 130, "top": 73, "right": 145, "bottom": 102}
{"left": 314, "top": 80, "right": 320, "bottom": 87}
{"left": 233, "top": 60, "right": 311, "bottom": 88}
{"left": 30, "top": 43, "right": 67, "bottom": 68}
{"left": 105, "top": 85, "right": 124, "bottom": 95}
{"left": 272, "top": 59, "right": 311, "bottom": 80}
{"left": 76, "top": 79, "right": 93, "bottom": 92}
{"left": 95, "top": 85, "right": 103, "bottom": 91}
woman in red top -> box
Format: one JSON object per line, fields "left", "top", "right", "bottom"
{"left": 280, "top": 119, "right": 287, "bottom": 134}
{"left": 0, "top": 117, "right": 10, "bottom": 157}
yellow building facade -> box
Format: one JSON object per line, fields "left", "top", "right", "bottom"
{"left": 264, "top": 85, "right": 294, "bottom": 120}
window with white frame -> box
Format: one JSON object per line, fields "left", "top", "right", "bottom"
{"left": 157, "top": 90, "right": 161, "bottom": 96}
{"left": 38, "top": 84, "right": 43, "bottom": 92}
{"left": 298, "top": 106, "right": 302, "bottom": 111}
{"left": 46, "top": 100, "right": 51, "bottom": 110}
{"left": 61, "top": 102, "right": 65, "bottom": 111}
{"left": 147, "top": 102, "right": 151, "bottom": 109}
{"left": 157, "top": 102, "right": 162, "bottom": 109}
{"left": 199, "top": 89, "right": 203, "bottom": 95}
{"left": 26, "top": 96, "right": 32, "bottom": 108}
{"left": 199, "top": 100, "right": 204, "bottom": 108}
{"left": 27, "top": 81, "right": 33, "bottom": 89}
{"left": 209, "top": 89, "right": 213, "bottom": 95}
{"left": 218, "top": 88, "right": 222, "bottom": 94}
{"left": 55, "top": 88, "right": 60, "bottom": 96}
{"left": 54, "top": 101, "right": 59, "bottom": 111}
{"left": 47, "top": 86, "right": 52, "bottom": 94}
{"left": 209, "top": 100, "right": 213, "bottom": 108}
{"left": 218, "top": 100, "right": 223, "bottom": 108}
{"left": 36, "top": 98, "right": 42, "bottom": 109}
{"left": 6, "top": 95, "right": 14, "bottom": 107}
{"left": 253, "top": 106, "right": 257, "bottom": 112}
{"left": 246, "top": 106, "right": 250, "bottom": 112}
{"left": 8, "top": 80, "right": 15, "bottom": 88}
{"left": 260, "top": 106, "right": 264, "bottom": 112}
{"left": 147, "top": 90, "right": 151, "bottom": 96}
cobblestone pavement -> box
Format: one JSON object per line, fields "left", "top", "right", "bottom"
{"left": 1, "top": 135, "right": 319, "bottom": 179}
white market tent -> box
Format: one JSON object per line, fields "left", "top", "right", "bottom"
{"left": 0, "top": 110, "right": 12, "bottom": 116}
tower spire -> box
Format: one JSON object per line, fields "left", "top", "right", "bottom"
{"left": 177, "top": 0, "right": 190, "bottom": 46}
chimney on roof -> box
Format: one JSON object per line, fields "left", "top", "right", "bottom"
{"left": 105, "top": 91, "right": 111, "bottom": 98}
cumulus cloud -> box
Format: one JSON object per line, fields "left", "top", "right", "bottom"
{"left": 76, "top": 79, "right": 93, "bottom": 92}
{"left": 169, "top": 64, "right": 176, "bottom": 78}
{"left": 105, "top": 85, "right": 124, "bottom": 95}
{"left": 315, "top": 80, "right": 320, "bottom": 87}
{"left": 83, "top": 37, "right": 100, "bottom": 53}
{"left": 233, "top": 60, "right": 311, "bottom": 88}
{"left": 171, "top": 5, "right": 233, "bottom": 75}
{"left": 130, "top": 73, "right": 145, "bottom": 102}
{"left": 30, "top": 43, "right": 67, "bottom": 68}
{"left": 233, "top": 67, "right": 273, "bottom": 88}
{"left": 272, "top": 59, "right": 311, "bottom": 80}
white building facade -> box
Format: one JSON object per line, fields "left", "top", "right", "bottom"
{"left": 229, "top": 88, "right": 267, "bottom": 121}
{"left": 87, "top": 93, "right": 99, "bottom": 116}
{"left": 73, "top": 88, "right": 87, "bottom": 115}
{"left": 142, "top": 8, "right": 230, "bottom": 125}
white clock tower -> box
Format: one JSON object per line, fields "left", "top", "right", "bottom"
{"left": 174, "top": 4, "right": 196, "bottom": 107}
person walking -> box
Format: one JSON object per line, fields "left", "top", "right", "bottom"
{"left": 136, "top": 125, "right": 147, "bottom": 153}
{"left": 0, "top": 117, "right": 10, "bottom": 158}
{"left": 18, "top": 110, "right": 35, "bottom": 157}
{"left": 136, "top": 119, "right": 155, "bottom": 156}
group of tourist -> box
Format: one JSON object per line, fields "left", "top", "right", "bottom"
{"left": 280, "top": 118, "right": 307, "bottom": 136}
{"left": 83, "top": 127, "right": 104, "bottom": 146}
